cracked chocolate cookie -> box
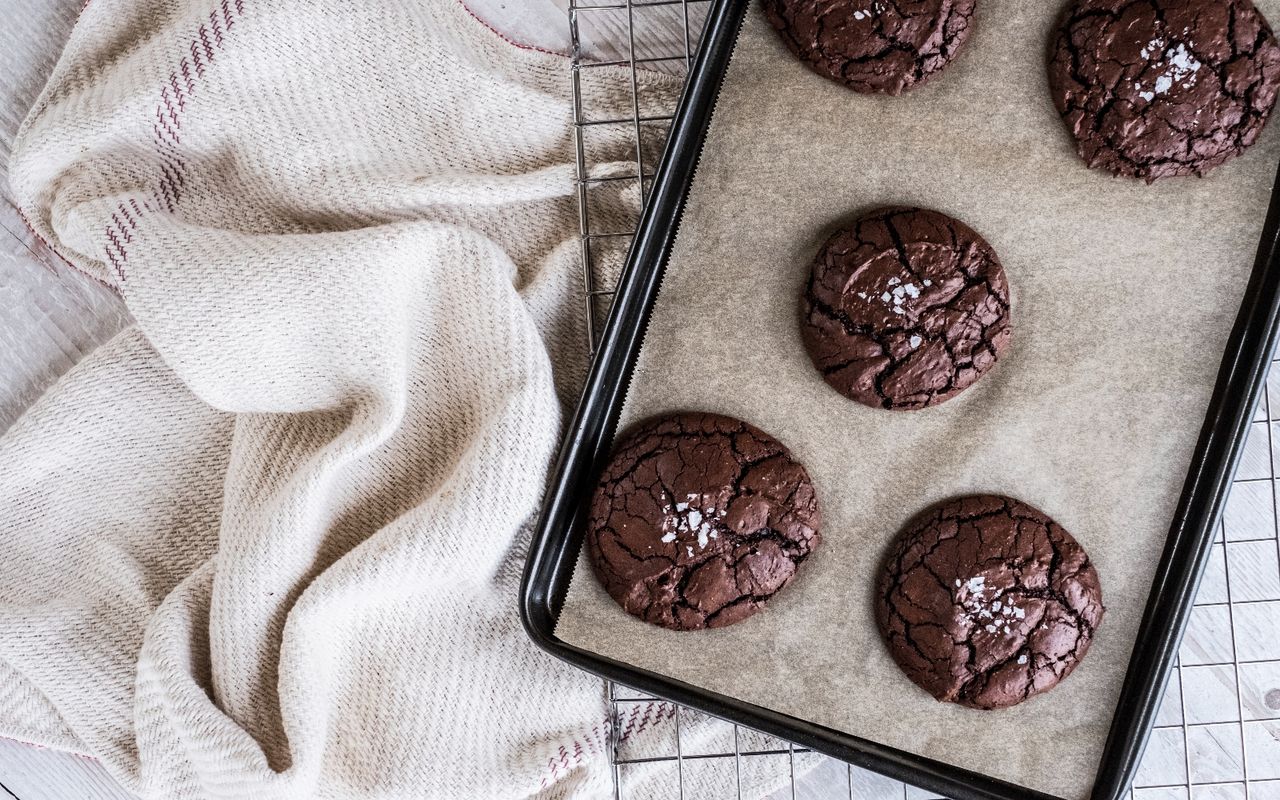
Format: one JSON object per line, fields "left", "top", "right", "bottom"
{"left": 800, "top": 207, "right": 1011, "bottom": 411}
{"left": 762, "top": 0, "right": 977, "bottom": 95}
{"left": 586, "top": 412, "right": 821, "bottom": 631}
{"left": 876, "top": 495, "right": 1105, "bottom": 709}
{"left": 1048, "top": 0, "right": 1280, "bottom": 181}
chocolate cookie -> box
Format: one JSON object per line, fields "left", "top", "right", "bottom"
{"left": 800, "top": 207, "right": 1012, "bottom": 411}
{"left": 763, "top": 0, "right": 977, "bottom": 95}
{"left": 876, "top": 495, "right": 1105, "bottom": 709}
{"left": 587, "top": 412, "right": 821, "bottom": 631}
{"left": 1048, "top": 0, "right": 1280, "bottom": 181}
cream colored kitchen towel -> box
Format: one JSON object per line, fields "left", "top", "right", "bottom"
{"left": 1, "top": 0, "right": 679, "bottom": 797}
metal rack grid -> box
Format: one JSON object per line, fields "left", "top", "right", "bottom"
{"left": 566, "top": 3, "right": 1280, "bottom": 798}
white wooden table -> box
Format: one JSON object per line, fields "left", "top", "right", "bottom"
{"left": 5, "top": 2, "right": 1280, "bottom": 800}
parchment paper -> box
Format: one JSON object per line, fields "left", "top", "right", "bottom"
{"left": 555, "top": 3, "right": 1280, "bottom": 797}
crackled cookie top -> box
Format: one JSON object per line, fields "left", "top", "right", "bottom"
{"left": 763, "top": 0, "right": 977, "bottom": 95}
{"left": 1048, "top": 0, "right": 1280, "bottom": 181}
{"left": 801, "top": 207, "right": 1011, "bottom": 411}
{"left": 876, "top": 495, "right": 1105, "bottom": 710}
{"left": 586, "top": 412, "right": 821, "bottom": 631}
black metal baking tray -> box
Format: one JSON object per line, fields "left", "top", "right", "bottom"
{"left": 520, "top": 2, "right": 1280, "bottom": 798}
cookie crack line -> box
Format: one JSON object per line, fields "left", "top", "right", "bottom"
{"left": 587, "top": 413, "right": 821, "bottom": 631}
{"left": 801, "top": 207, "right": 1012, "bottom": 411}
{"left": 763, "top": 0, "right": 977, "bottom": 95}
{"left": 876, "top": 495, "right": 1105, "bottom": 709}
{"left": 1049, "top": 0, "right": 1280, "bottom": 181}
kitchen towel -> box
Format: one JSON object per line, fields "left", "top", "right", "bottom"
{"left": 1, "top": 1, "right": 679, "bottom": 797}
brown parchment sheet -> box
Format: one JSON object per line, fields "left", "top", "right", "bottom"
{"left": 555, "top": 3, "right": 1280, "bottom": 797}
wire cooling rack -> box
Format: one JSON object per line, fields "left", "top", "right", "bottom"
{"left": 567, "top": 2, "right": 1280, "bottom": 798}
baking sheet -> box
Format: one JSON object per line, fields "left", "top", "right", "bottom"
{"left": 554, "top": 3, "right": 1280, "bottom": 797}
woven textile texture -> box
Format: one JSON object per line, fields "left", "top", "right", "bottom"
{"left": 2, "top": 1, "right": 673, "bottom": 797}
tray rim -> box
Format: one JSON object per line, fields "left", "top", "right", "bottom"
{"left": 519, "top": 2, "right": 1280, "bottom": 798}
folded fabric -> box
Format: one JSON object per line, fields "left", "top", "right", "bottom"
{"left": 2, "top": 1, "right": 677, "bottom": 797}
